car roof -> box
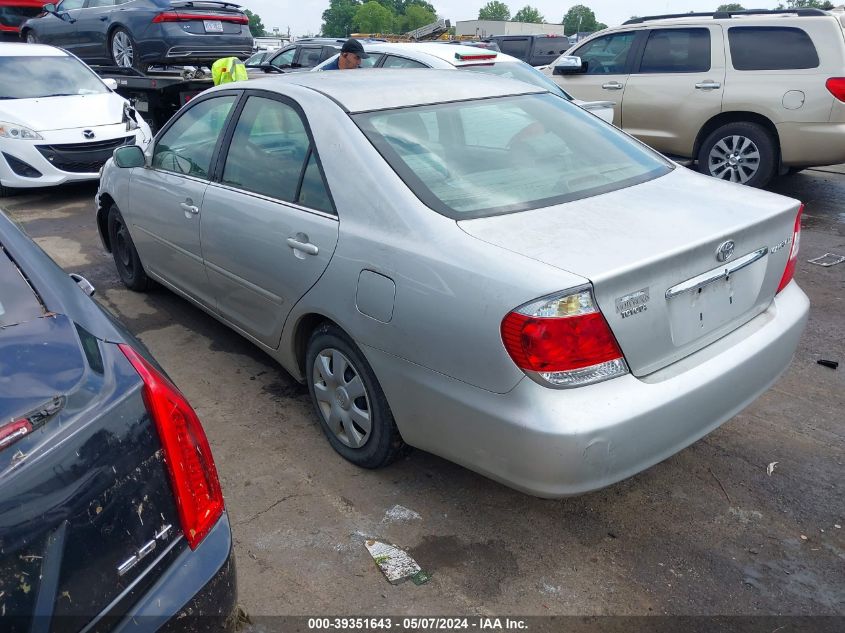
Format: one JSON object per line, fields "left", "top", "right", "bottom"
{"left": 359, "top": 42, "right": 521, "bottom": 66}
{"left": 0, "top": 42, "right": 67, "bottom": 57}
{"left": 243, "top": 68, "right": 546, "bottom": 113}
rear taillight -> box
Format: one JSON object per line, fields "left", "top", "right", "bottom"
{"left": 826, "top": 77, "right": 845, "bottom": 102}
{"left": 119, "top": 344, "right": 224, "bottom": 549}
{"left": 152, "top": 11, "right": 249, "bottom": 24}
{"left": 776, "top": 204, "right": 803, "bottom": 294}
{"left": 501, "top": 287, "right": 629, "bottom": 388}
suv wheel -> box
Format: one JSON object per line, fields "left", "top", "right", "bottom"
{"left": 697, "top": 122, "right": 776, "bottom": 187}
{"left": 305, "top": 324, "right": 407, "bottom": 469}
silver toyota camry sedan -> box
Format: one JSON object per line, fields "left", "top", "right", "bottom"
{"left": 96, "top": 70, "right": 809, "bottom": 497}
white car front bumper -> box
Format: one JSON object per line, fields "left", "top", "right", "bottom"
{"left": 0, "top": 122, "right": 151, "bottom": 190}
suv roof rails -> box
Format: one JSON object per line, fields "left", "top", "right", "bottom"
{"left": 623, "top": 8, "right": 829, "bottom": 24}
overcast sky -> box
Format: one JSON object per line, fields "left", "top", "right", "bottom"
{"left": 236, "top": 0, "right": 783, "bottom": 36}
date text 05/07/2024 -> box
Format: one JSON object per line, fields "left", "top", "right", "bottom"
{"left": 307, "top": 617, "right": 529, "bottom": 630}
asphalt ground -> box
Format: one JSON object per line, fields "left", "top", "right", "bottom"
{"left": 2, "top": 166, "right": 843, "bottom": 619}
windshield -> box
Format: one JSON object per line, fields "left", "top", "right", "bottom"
{"left": 355, "top": 93, "right": 672, "bottom": 219}
{"left": 0, "top": 56, "right": 108, "bottom": 99}
{"left": 460, "top": 61, "right": 574, "bottom": 100}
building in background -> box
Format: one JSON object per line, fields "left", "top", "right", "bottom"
{"left": 456, "top": 20, "right": 567, "bottom": 38}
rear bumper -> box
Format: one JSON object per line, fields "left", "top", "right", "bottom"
{"left": 365, "top": 282, "right": 809, "bottom": 498}
{"left": 112, "top": 513, "right": 237, "bottom": 633}
{"left": 777, "top": 121, "right": 845, "bottom": 167}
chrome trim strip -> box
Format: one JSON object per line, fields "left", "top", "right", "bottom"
{"left": 665, "top": 247, "right": 768, "bottom": 299}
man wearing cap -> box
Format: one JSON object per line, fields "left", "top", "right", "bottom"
{"left": 321, "top": 38, "right": 369, "bottom": 70}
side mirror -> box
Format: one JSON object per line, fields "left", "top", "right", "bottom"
{"left": 43, "top": 3, "right": 57, "bottom": 12}
{"left": 103, "top": 78, "right": 118, "bottom": 90}
{"left": 553, "top": 56, "right": 586, "bottom": 75}
{"left": 113, "top": 145, "right": 145, "bottom": 169}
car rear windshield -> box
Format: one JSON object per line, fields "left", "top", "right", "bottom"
{"left": 0, "top": 56, "right": 108, "bottom": 100}
{"left": 354, "top": 93, "right": 671, "bottom": 219}
{"left": 728, "top": 27, "right": 819, "bottom": 71}
{"left": 460, "top": 61, "right": 574, "bottom": 100}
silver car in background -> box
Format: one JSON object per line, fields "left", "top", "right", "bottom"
{"left": 96, "top": 71, "right": 808, "bottom": 497}
{"left": 312, "top": 42, "right": 616, "bottom": 124}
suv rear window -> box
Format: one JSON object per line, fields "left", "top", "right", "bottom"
{"left": 355, "top": 93, "right": 671, "bottom": 219}
{"left": 728, "top": 27, "right": 819, "bottom": 71}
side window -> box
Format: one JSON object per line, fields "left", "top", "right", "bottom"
{"left": 296, "top": 47, "right": 323, "bottom": 68}
{"left": 222, "top": 96, "right": 333, "bottom": 212}
{"left": 361, "top": 53, "right": 383, "bottom": 68}
{"left": 87, "top": 0, "right": 116, "bottom": 7}
{"left": 638, "top": 28, "right": 711, "bottom": 73}
{"left": 382, "top": 55, "right": 428, "bottom": 69}
{"left": 319, "top": 46, "right": 339, "bottom": 62}
{"left": 271, "top": 47, "right": 296, "bottom": 68}
{"left": 58, "top": 0, "right": 85, "bottom": 9}
{"left": 574, "top": 31, "right": 637, "bottom": 75}
{"left": 728, "top": 27, "right": 819, "bottom": 71}
{"left": 499, "top": 38, "right": 530, "bottom": 60}
{"left": 152, "top": 96, "right": 236, "bottom": 179}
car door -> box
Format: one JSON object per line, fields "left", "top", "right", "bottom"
{"left": 200, "top": 92, "right": 339, "bottom": 349}
{"left": 557, "top": 30, "right": 640, "bottom": 127}
{"left": 621, "top": 26, "right": 725, "bottom": 157}
{"left": 73, "top": 0, "right": 116, "bottom": 62}
{"left": 36, "top": 0, "right": 85, "bottom": 48}
{"left": 127, "top": 93, "right": 239, "bottom": 309}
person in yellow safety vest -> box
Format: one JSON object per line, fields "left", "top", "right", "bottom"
{"left": 212, "top": 57, "right": 248, "bottom": 85}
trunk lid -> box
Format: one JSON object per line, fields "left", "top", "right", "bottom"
{"left": 166, "top": 0, "right": 247, "bottom": 35}
{"left": 0, "top": 248, "right": 182, "bottom": 631}
{"left": 459, "top": 169, "right": 800, "bottom": 376}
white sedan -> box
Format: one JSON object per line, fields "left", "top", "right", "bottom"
{"left": 0, "top": 43, "right": 152, "bottom": 197}
{"left": 312, "top": 42, "right": 616, "bottom": 124}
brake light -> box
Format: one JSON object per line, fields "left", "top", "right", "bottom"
{"left": 120, "top": 344, "right": 224, "bottom": 549}
{"left": 153, "top": 11, "right": 249, "bottom": 24}
{"left": 0, "top": 419, "right": 32, "bottom": 450}
{"left": 501, "top": 288, "right": 629, "bottom": 388}
{"left": 776, "top": 204, "right": 803, "bottom": 294}
{"left": 826, "top": 77, "right": 845, "bottom": 102}
{"left": 455, "top": 52, "right": 497, "bottom": 61}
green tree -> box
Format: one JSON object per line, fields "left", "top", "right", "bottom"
{"left": 478, "top": 1, "right": 511, "bottom": 20}
{"left": 776, "top": 0, "right": 834, "bottom": 7}
{"left": 404, "top": 4, "right": 437, "bottom": 30}
{"left": 513, "top": 5, "right": 544, "bottom": 22}
{"left": 717, "top": 3, "right": 745, "bottom": 10}
{"left": 321, "top": 0, "right": 361, "bottom": 37}
{"left": 243, "top": 9, "right": 266, "bottom": 37}
{"left": 354, "top": 0, "right": 395, "bottom": 33}
{"left": 563, "top": 4, "right": 603, "bottom": 33}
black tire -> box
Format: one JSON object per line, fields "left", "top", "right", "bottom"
{"left": 697, "top": 121, "right": 777, "bottom": 188}
{"left": 305, "top": 324, "right": 407, "bottom": 469}
{"left": 23, "top": 30, "right": 36, "bottom": 44}
{"left": 107, "top": 205, "right": 151, "bottom": 291}
{"left": 109, "top": 27, "right": 148, "bottom": 73}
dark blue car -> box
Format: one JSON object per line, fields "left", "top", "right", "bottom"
{"left": 0, "top": 209, "right": 237, "bottom": 632}
{"left": 21, "top": 0, "right": 253, "bottom": 71}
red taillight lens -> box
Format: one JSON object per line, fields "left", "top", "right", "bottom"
{"left": 0, "top": 419, "right": 32, "bottom": 450}
{"left": 826, "top": 77, "right": 845, "bottom": 102}
{"left": 776, "top": 204, "right": 803, "bottom": 294}
{"left": 153, "top": 11, "right": 249, "bottom": 24}
{"left": 501, "top": 288, "right": 628, "bottom": 388}
{"left": 119, "top": 344, "right": 224, "bottom": 549}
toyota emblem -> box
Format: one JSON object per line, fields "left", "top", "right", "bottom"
{"left": 83, "top": 130, "right": 95, "bottom": 140}
{"left": 716, "top": 240, "right": 735, "bottom": 263}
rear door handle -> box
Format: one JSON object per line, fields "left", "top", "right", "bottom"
{"left": 180, "top": 202, "right": 199, "bottom": 215}
{"left": 601, "top": 81, "right": 624, "bottom": 91}
{"left": 695, "top": 81, "right": 722, "bottom": 90}
{"left": 99, "top": 15, "right": 108, "bottom": 21}
{"left": 286, "top": 237, "right": 318, "bottom": 256}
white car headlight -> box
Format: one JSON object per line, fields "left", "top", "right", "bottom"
{"left": 0, "top": 122, "right": 43, "bottom": 141}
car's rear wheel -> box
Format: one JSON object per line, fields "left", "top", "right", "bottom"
{"left": 305, "top": 324, "right": 406, "bottom": 469}
{"left": 697, "top": 122, "right": 776, "bottom": 187}
{"left": 24, "top": 31, "right": 36, "bottom": 44}
{"left": 108, "top": 205, "right": 151, "bottom": 291}
{"left": 110, "top": 27, "right": 148, "bottom": 72}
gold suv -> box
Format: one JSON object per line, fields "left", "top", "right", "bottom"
{"left": 547, "top": 8, "right": 845, "bottom": 186}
